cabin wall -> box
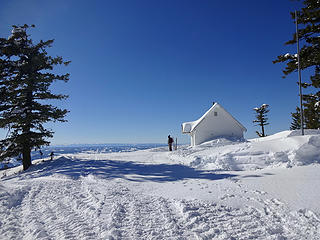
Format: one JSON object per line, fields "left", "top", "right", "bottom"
{"left": 193, "top": 107, "right": 243, "bottom": 145}
{"left": 190, "top": 132, "right": 195, "bottom": 147}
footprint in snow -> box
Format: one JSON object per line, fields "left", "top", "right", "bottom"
{"left": 221, "top": 194, "right": 235, "bottom": 200}
{"left": 253, "top": 190, "right": 267, "bottom": 195}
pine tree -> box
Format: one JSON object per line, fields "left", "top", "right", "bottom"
{"left": 291, "top": 94, "right": 320, "bottom": 129}
{"left": 290, "top": 107, "right": 303, "bottom": 130}
{"left": 303, "top": 92, "right": 320, "bottom": 128}
{"left": 253, "top": 104, "right": 270, "bottom": 137}
{"left": 0, "top": 25, "right": 70, "bottom": 170}
{"left": 273, "top": 0, "right": 320, "bottom": 129}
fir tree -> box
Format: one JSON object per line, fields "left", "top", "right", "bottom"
{"left": 273, "top": 0, "right": 320, "bottom": 130}
{"left": 0, "top": 25, "right": 70, "bottom": 170}
{"left": 253, "top": 104, "right": 270, "bottom": 137}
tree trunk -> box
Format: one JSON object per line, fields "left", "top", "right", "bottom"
{"left": 261, "top": 124, "right": 265, "bottom": 137}
{"left": 22, "top": 89, "right": 33, "bottom": 170}
{"left": 22, "top": 144, "right": 32, "bottom": 170}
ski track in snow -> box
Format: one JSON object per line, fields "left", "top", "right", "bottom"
{"left": 1, "top": 171, "right": 319, "bottom": 240}
{"left": 2, "top": 130, "right": 320, "bottom": 240}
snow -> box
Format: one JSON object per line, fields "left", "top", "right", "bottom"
{"left": 254, "top": 104, "right": 268, "bottom": 111}
{"left": 283, "top": 53, "right": 299, "bottom": 60}
{"left": 1, "top": 130, "right": 320, "bottom": 239}
{"left": 8, "top": 27, "right": 27, "bottom": 42}
{"left": 0, "top": 158, "right": 21, "bottom": 170}
{"left": 181, "top": 121, "right": 198, "bottom": 133}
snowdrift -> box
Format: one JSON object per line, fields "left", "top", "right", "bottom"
{"left": 169, "top": 130, "right": 320, "bottom": 171}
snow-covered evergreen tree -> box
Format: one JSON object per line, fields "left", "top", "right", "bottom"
{"left": 0, "top": 25, "right": 70, "bottom": 170}
{"left": 273, "top": 0, "right": 320, "bottom": 130}
{"left": 253, "top": 104, "right": 270, "bottom": 137}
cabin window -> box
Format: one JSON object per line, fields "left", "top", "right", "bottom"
{"left": 214, "top": 111, "right": 218, "bottom": 116}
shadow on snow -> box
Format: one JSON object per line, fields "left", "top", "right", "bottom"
{"left": 12, "top": 156, "right": 238, "bottom": 182}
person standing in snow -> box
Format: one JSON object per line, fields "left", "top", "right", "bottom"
{"left": 168, "top": 135, "right": 174, "bottom": 151}
{"left": 50, "top": 151, "right": 54, "bottom": 160}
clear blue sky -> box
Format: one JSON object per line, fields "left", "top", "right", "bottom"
{"left": 0, "top": 0, "right": 304, "bottom": 144}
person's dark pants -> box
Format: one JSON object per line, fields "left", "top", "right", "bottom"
{"left": 168, "top": 143, "right": 172, "bottom": 151}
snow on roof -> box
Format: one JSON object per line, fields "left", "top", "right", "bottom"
{"left": 182, "top": 103, "right": 247, "bottom": 133}
{"left": 182, "top": 120, "right": 200, "bottom": 133}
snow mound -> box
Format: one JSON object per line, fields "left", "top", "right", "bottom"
{"left": 170, "top": 130, "right": 320, "bottom": 171}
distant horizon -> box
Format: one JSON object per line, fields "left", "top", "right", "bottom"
{"left": 48, "top": 143, "right": 168, "bottom": 147}
{"left": 49, "top": 128, "right": 309, "bottom": 146}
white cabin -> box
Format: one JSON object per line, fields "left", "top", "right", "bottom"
{"left": 182, "top": 103, "right": 247, "bottom": 146}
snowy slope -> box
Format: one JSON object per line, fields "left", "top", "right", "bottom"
{"left": 1, "top": 130, "right": 320, "bottom": 239}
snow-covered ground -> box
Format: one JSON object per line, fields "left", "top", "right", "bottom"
{"left": 1, "top": 130, "right": 320, "bottom": 239}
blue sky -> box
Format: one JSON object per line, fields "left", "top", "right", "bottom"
{"left": 0, "top": 0, "right": 304, "bottom": 144}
